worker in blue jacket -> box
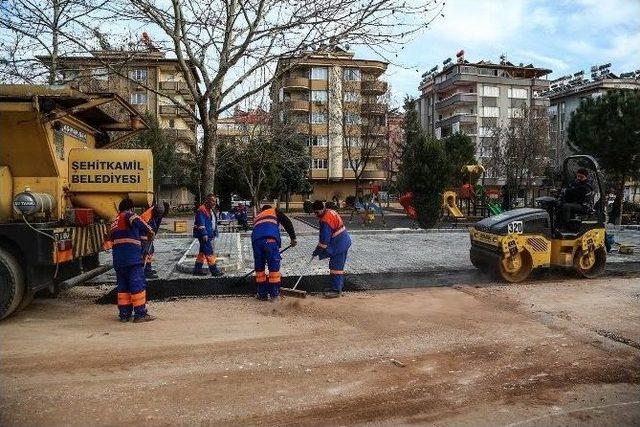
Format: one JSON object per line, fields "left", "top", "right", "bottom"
{"left": 193, "top": 194, "right": 223, "bottom": 276}
{"left": 311, "top": 200, "right": 352, "bottom": 298}
{"left": 109, "top": 198, "right": 156, "bottom": 322}
{"left": 251, "top": 205, "right": 297, "bottom": 300}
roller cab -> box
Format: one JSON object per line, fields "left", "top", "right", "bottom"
{"left": 469, "top": 155, "right": 607, "bottom": 282}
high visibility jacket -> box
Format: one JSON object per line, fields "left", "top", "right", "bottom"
{"left": 109, "top": 211, "right": 153, "bottom": 268}
{"left": 193, "top": 204, "right": 218, "bottom": 239}
{"left": 251, "top": 207, "right": 281, "bottom": 246}
{"left": 317, "top": 209, "right": 351, "bottom": 257}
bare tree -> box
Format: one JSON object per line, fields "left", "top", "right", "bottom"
{"left": 105, "top": 0, "right": 444, "bottom": 197}
{"left": 0, "top": 0, "right": 106, "bottom": 83}
{"left": 217, "top": 120, "right": 308, "bottom": 215}
{"left": 484, "top": 105, "right": 551, "bottom": 206}
{"left": 382, "top": 107, "right": 405, "bottom": 199}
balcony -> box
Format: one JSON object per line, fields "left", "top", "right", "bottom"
{"left": 360, "top": 170, "right": 386, "bottom": 180}
{"left": 282, "top": 99, "right": 310, "bottom": 111}
{"left": 435, "top": 93, "right": 477, "bottom": 110}
{"left": 159, "top": 105, "right": 178, "bottom": 115}
{"left": 361, "top": 80, "right": 388, "bottom": 94}
{"left": 531, "top": 97, "right": 549, "bottom": 108}
{"left": 310, "top": 169, "right": 328, "bottom": 179}
{"left": 283, "top": 76, "right": 310, "bottom": 90}
{"left": 436, "top": 113, "right": 477, "bottom": 128}
{"left": 362, "top": 102, "right": 388, "bottom": 115}
{"left": 176, "top": 128, "right": 196, "bottom": 141}
{"left": 295, "top": 122, "right": 310, "bottom": 134}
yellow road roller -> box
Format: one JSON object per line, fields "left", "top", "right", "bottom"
{"left": 469, "top": 155, "right": 607, "bottom": 282}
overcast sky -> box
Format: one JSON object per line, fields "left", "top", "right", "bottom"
{"left": 362, "top": 0, "right": 640, "bottom": 106}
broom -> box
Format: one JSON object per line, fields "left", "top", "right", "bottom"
{"left": 281, "top": 256, "right": 315, "bottom": 298}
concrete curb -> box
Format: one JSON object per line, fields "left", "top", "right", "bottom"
{"left": 236, "top": 228, "right": 470, "bottom": 238}
{"left": 95, "top": 261, "right": 640, "bottom": 304}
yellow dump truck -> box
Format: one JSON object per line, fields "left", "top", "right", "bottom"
{"left": 0, "top": 85, "right": 154, "bottom": 319}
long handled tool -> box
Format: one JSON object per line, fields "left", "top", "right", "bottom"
{"left": 232, "top": 244, "right": 292, "bottom": 288}
{"left": 281, "top": 256, "right": 314, "bottom": 298}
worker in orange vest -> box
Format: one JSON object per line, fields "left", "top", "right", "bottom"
{"left": 251, "top": 205, "right": 297, "bottom": 300}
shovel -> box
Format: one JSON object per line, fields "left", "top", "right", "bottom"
{"left": 281, "top": 256, "right": 314, "bottom": 298}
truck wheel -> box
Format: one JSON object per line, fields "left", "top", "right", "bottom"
{"left": 574, "top": 247, "right": 606, "bottom": 278}
{"left": 0, "top": 247, "right": 25, "bottom": 320}
{"left": 497, "top": 251, "right": 532, "bottom": 283}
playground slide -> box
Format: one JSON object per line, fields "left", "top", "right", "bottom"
{"left": 443, "top": 191, "right": 465, "bottom": 219}
{"left": 487, "top": 203, "right": 503, "bottom": 215}
{"left": 446, "top": 203, "right": 465, "bottom": 218}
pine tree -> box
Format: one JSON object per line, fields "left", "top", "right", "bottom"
{"left": 397, "top": 97, "right": 448, "bottom": 228}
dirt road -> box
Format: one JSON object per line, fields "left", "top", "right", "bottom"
{"left": 1, "top": 277, "right": 639, "bottom": 426}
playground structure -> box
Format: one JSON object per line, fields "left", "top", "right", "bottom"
{"left": 452, "top": 164, "right": 503, "bottom": 219}
{"left": 400, "top": 164, "right": 504, "bottom": 224}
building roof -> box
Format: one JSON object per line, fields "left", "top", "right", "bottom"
{"left": 277, "top": 46, "right": 388, "bottom": 75}
{"left": 36, "top": 51, "right": 201, "bottom": 82}
{"left": 542, "top": 76, "right": 640, "bottom": 100}
{"left": 420, "top": 55, "right": 552, "bottom": 89}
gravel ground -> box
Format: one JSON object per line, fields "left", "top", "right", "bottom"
{"left": 1, "top": 276, "right": 639, "bottom": 426}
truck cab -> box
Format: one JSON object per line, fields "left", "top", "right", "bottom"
{"left": 0, "top": 85, "right": 152, "bottom": 319}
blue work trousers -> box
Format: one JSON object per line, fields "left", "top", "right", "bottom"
{"left": 328, "top": 251, "right": 348, "bottom": 292}
{"left": 252, "top": 239, "right": 282, "bottom": 298}
{"left": 116, "top": 264, "right": 148, "bottom": 319}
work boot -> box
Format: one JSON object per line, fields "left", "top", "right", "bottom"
{"left": 119, "top": 316, "right": 131, "bottom": 322}
{"left": 209, "top": 265, "right": 224, "bottom": 277}
{"left": 323, "top": 291, "right": 340, "bottom": 299}
{"left": 256, "top": 295, "right": 268, "bottom": 301}
{"left": 133, "top": 314, "right": 157, "bottom": 323}
{"left": 193, "top": 268, "right": 208, "bottom": 276}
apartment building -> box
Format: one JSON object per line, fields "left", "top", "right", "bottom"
{"left": 38, "top": 38, "right": 198, "bottom": 206}
{"left": 542, "top": 64, "right": 640, "bottom": 201}
{"left": 271, "top": 46, "right": 389, "bottom": 202}
{"left": 417, "top": 53, "right": 551, "bottom": 182}
{"left": 217, "top": 107, "right": 270, "bottom": 144}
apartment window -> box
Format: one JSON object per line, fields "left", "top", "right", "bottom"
{"left": 311, "top": 90, "right": 328, "bottom": 103}
{"left": 508, "top": 107, "right": 523, "bottom": 118}
{"left": 129, "top": 69, "right": 148, "bottom": 82}
{"left": 342, "top": 159, "right": 360, "bottom": 169}
{"left": 343, "top": 68, "right": 361, "bottom": 81}
{"left": 478, "top": 127, "right": 493, "bottom": 137}
{"left": 343, "top": 91, "right": 360, "bottom": 102}
{"left": 308, "top": 135, "right": 328, "bottom": 146}
{"left": 508, "top": 88, "right": 528, "bottom": 99}
{"left": 344, "top": 136, "right": 361, "bottom": 147}
{"left": 344, "top": 112, "right": 361, "bottom": 125}
{"left": 92, "top": 68, "right": 108, "bottom": 81}
{"left": 482, "top": 85, "right": 499, "bottom": 97}
{"left": 130, "top": 92, "right": 148, "bottom": 105}
{"left": 61, "top": 69, "right": 79, "bottom": 81}
{"left": 310, "top": 111, "right": 327, "bottom": 124}
{"left": 310, "top": 67, "right": 328, "bottom": 80}
{"left": 482, "top": 106, "right": 499, "bottom": 117}
{"left": 311, "top": 158, "right": 328, "bottom": 169}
